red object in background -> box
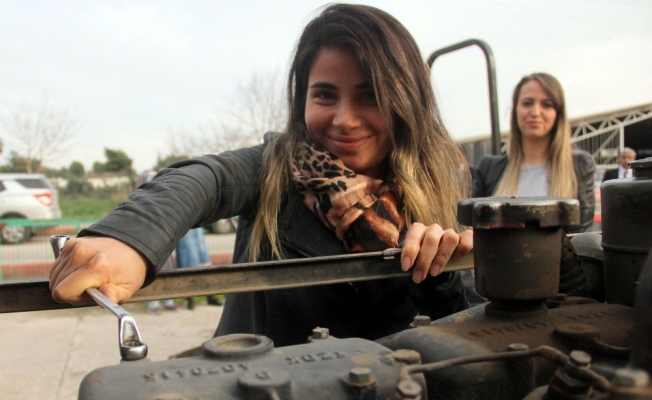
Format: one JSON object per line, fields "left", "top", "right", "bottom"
{"left": 594, "top": 188, "right": 601, "bottom": 223}
{"left": 33, "top": 192, "right": 53, "bottom": 207}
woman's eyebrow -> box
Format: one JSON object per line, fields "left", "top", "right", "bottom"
{"left": 308, "top": 82, "right": 372, "bottom": 90}
{"left": 309, "top": 81, "right": 338, "bottom": 90}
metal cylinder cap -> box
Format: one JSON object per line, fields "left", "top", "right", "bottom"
{"left": 631, "top": 157, "right": 652, "bottom": 179}
{"left": 457, "top": 197, "right": 580, "bottom": 229}
{"left": 203, "top": 334, "right": 273, "bottom": 359}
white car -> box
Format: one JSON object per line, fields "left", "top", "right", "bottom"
{"left": 0, "top": 173, "right": 62, "bottom": 244}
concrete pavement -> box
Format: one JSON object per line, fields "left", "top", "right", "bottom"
{"left": 0, "top": 300, "right": 224, "bottom": 400}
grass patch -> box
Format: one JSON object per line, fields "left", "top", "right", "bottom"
{"left": 59, "top": 197, "right": 126, "bottom": 219}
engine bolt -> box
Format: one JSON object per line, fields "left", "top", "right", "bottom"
{"left": 568, "top": 350, "right": 591, "bottom": 368}
{"left": 613, "top": 368, "right": 650, "bottom": 388}
{"left": 312, "top": 327, "right": 329, "bottom": 339}
{"left": 391, "top": 349, "right": 422, "bottom": 365}
{"left": 507, "top": 343, "right": 529, "bottom": 352}
{"left": 397, "top": 380, "right": 422, "bottom": 399}
{"left": 348, "top": 367, "right": 372, "bottom": 384}
{"left": 553, "top": 293, "right": 568, "bottom": 302}
{"left": 412, "top": 315, "right": 431, "bottom": 327}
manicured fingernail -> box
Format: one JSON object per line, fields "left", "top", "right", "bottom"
{"left": 401, "top": 257, "right": 411, "bottom": 272}
{"left": 431, "top": 264, "right": 442, "bottom": 276}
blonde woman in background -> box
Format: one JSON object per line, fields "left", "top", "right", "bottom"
{"left": 472, "top": 72, "right": 595, "bottom": 233}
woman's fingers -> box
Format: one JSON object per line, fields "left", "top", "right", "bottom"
{"left": 400, "top": 224, "right": 474, "bottom": 284}
{"left": 49, "top": 236, "right": 148, "bottom": 306}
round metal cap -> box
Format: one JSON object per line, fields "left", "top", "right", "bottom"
{"left": 203, "top": 334, "right": 273, "bottom": 359}
{"left": 457, "top": 197, "right": 580, "bottom": 229}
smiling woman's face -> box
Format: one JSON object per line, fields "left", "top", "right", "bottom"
{"left": 304, "top": 46, "right": 392, "bottom": 179}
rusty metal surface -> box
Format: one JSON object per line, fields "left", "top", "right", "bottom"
{"left": 601, "top": 166, "right": 652, "bottom": 307}
{"left": 0, "top": 249, "right": 474, "bottom": 313}
{"left": 474, "top": 227, "right": 561, "bottom": 301}
{"left": 458, "top": 197, "right": 580, "bottom": 229}
{"left": 77, "top": 335, "right": 425, "bottom": 400}
{"left": 377, "top": 302, "right": 635, "bottom": 400}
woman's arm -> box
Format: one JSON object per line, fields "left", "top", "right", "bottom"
{"left": 50, "top": 143, "right": 266, "bottom": 305}
{"left": 568, "top": 151, "right": 596, "bottom": 233}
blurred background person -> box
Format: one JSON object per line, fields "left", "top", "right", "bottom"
{"left": 603, "top": 147, "right": 636, "bottom": 181}
{"left": 471, "top": 72, "right": 595, "bottom": 234}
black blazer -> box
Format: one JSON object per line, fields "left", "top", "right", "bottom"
{"left": 602, "top": 168, "right": 618, "bottom": 182}
{"left": 471, "top": 151, "right": 596, "bottom": 233}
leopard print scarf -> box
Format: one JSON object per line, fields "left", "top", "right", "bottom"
{"left": 292, "top": 140, "right": 406, "bottom": 253}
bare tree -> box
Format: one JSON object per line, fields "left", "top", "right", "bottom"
{"left": 1, "top": 98, "right": 80, "bottom": 173}
{"left": 165, "top": 69, "right": 287, "bottom": 158}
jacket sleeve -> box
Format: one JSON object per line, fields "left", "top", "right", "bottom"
{"left": 471, "top": 155, "right": 507, "bottom": 198}
{"left": 567, "top": 151, "right": 596, "bottom": 233}
{"left": 78, "top": 142, "right": 266, "bottom": 284}
{"left": 471, "top": 157, "right": 491, "bottom": 197}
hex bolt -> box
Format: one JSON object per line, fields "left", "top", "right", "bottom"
{"left": 568, "top": 350, "right": 591, "bottom": 368}
{"left": 553, "top": 293, "right": 568, "bottom": 302}
{"left": 613, "top": 368, "right": 650, "bottom": 388}
{"left": 397, "top": 380, "right": 422, "bottom": 399}
{"left": 507, "top": 343, "right": 529, "bottom": 352}
{"left": 412, "top": 315, "right": 431, "bottom": 327}
{"left": 391, "top": 349, "right": 422, "bottom": 365}
{"left": 348, "top": 367, "right": 372, "bottom": 384}
{"left": 312, "top": 327, "right": 329, "bottom": 340}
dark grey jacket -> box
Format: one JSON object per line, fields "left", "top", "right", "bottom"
{"left": 471, "top": 151, "right": 596, "bottom": 233}
{"left": 80, "top": 135, "right": 468, "bottom": 347}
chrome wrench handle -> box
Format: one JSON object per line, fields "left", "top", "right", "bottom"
{"left": 50, "top": 235, "right": 148, "bottom": 361}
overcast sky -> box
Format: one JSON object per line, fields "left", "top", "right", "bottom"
{"left": 1, "top": 0, "right": 650, "bottom": 173}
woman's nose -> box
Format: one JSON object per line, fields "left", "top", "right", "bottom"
{"left": 333, "top": 102, "right": 361, "bottom": 130}
{"left": 530, "top": 103, "right": 541, "bottom": 116}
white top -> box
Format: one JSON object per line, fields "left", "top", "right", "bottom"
{"left": 516, "top": 163, "right": 548, "bottom": 197}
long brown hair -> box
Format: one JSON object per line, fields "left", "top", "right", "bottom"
{"left": 496, "top": 72, "right": 577, "bottom": 198}
{"left": 249, "top": 4, "right": 469, "bottom": 260}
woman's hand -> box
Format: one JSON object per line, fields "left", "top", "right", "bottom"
{"left": 400, "top": 223, "right": 473, "bottom": 283}
{"left": 49, "top": 236, "right": 148, "bottom": 306}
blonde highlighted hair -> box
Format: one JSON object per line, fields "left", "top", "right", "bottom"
{"left": 248, "top": 4, "right": 469, "bottom": 260}
{"left": 496, "top": 72, "right": 577, "bottom": 198}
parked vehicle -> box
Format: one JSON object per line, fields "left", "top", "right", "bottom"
{"left": 0, "top": 174, "right": 62, "bottom": 244}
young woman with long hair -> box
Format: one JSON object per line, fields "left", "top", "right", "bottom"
{"left": 50, "top": 4, "right": 473, "bottom": 346}
{"left": 472, "top": 73, "right": 595, "bottom": 233}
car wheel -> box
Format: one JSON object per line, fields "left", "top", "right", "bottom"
{"left": 213, "top": 219, "right": 235, "bottom": 234}
{"left": 1, "top": 223, "right": 32, "bottom": 244}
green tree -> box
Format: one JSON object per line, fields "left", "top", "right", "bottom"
{"left": 93, "top": 148, "right": 134, "bottom": 176}
{"left": 68, "top": 161, "right": 85, "bottom": 177}
{"left": 0, "top": 151, "right": 40, "bottom": 173}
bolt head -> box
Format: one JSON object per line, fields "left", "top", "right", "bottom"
{"left": 397, "top": 380, "right": 422, "bottom": 399}
{"left": 568, "top": 350, "right": 591, "bottom": 368}
{"left": 553, "top": 293, "right": 568, "bottom": 301}
{"left": 412, "top": 315, "right": 431, "bottom": 327}
{"left": 312, "top": 327, "right": 329, "bottom": 339}
{"left": 349, "top": 367, "right": 371, "bottom": 383}
{"left": 391, "top": 349, "right": 422, "bottom": 365}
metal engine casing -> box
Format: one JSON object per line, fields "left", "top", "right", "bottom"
{"left": 77, "top": 195, "right": 652, "bottom": 400}
{"left": 78, "top": 334, "right": 426, "bottom": 400}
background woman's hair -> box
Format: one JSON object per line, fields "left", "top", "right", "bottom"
{"left": 496, "top": 72, "right": 577, "bottom": 198}
{"left": 249, "top": 3, "right": 469, "bottom": 260}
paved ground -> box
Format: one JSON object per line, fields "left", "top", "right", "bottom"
{"left": 0, "top": 300, "right": 224, "bottom": 400}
